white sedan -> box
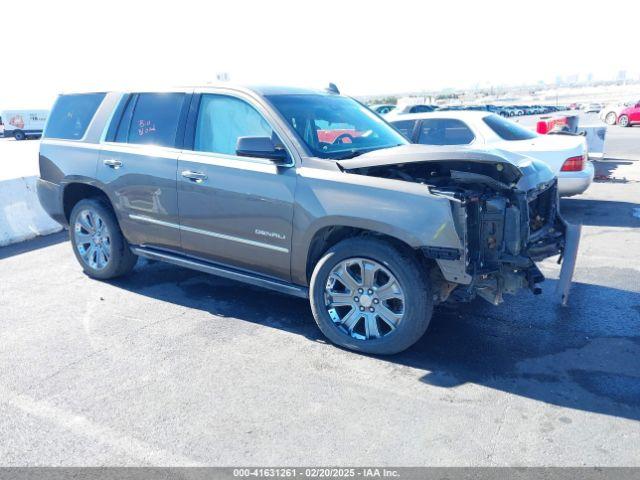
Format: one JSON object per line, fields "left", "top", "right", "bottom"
{"left": 386, "top": 111, "right": 594, "bottom": 196}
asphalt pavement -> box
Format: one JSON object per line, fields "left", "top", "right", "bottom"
{"left": 0, "top": 118, "right": 639, "bottom": 466}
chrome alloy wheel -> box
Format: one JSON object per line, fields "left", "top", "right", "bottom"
{"left": 324, "top": 258, "right": 405, "bottom": 340}
{"left": 74, "top": 209, "right": 112, "bottom": 270}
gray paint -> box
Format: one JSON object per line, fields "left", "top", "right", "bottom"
{"left": 177, "top": 151, "right": 296, "bottom": 280}
{"left": 98, "top": 143, "right": 182, "bottom": 251}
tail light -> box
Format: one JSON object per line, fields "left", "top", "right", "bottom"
{"left": 561, "top": 155, "right": 585, "bottom": 172}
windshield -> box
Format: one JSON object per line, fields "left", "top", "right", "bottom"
{"left": 482, "top": 114, "right": 538, "bottom": 141}
{"left": 265, "top": 94, "right": 408, "bottom": 159}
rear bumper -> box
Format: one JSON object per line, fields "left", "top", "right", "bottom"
{"left": 558, "top": 161, "right": 594, "bottom": 196}
{"left": 36, "top": 178, "right": 67, "bottom": 226}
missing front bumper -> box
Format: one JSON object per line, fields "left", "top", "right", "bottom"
{"left": 433, "top": 181, "right": 581, "bottom": 306}
{"left": 555, "top": 222, "right": 581, "bottom": 306}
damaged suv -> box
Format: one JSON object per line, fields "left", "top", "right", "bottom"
{"left": 37, "top": 85, "right": 579, "bottom": 354}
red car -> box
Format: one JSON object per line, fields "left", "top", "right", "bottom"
{"left": 617, "top": 101, "right": 640, "bottom": 127}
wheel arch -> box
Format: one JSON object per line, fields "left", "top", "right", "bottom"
{"left": 604, "top": 111, "right": 618, "bottom": 124}
{"left": 62, "top": 182, "right": 113, "bottom": 222}
{"left": 300, "top": 223, "right": 433, "bottom": 285}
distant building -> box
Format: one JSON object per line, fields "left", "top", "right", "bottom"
{"left": 566, "top": 74, "right": 579, "bottom": 84}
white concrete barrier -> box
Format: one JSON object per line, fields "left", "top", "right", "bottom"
{"left": 0, "top": 176, "right": 63, "bottom": 247}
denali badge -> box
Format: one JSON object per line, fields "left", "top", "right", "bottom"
{"left": 254, "top": 229, "right": 286, "bottom": 241}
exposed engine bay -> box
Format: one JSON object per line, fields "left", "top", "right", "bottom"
{"left": 343, "top": 159, "right": 571, "bottom": 305}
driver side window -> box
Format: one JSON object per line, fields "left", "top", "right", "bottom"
{"left": 194, "top": 95, "right": 273, "bottom": 156}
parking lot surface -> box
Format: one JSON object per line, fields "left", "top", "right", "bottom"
{"left": 0, "top": 116, "right": 639, "bottom": 466}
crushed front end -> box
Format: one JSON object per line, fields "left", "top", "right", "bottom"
{"left": 432, "top": 177, "right": 570, "bottom": 305}
{"left": 339, "top": 149, "right": 580, "bottom": 305}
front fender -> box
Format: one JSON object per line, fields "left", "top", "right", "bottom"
{"left": 290, "top": 168, "right": 463, "bottom": 285}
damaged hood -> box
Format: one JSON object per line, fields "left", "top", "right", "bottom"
{"left": 337, "top": 144, "right": 555, "bottom": 191}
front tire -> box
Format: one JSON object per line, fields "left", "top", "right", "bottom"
{"left": 618, "top": 115, "right": 630, "bottom": 127}
{"left": 69, "top": 198, "right": 138, "bottom": 280}
{"left": 309, "top": 238, "right": 433, "bottom": 355}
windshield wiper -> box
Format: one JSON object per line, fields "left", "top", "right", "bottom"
{"left": 333, "top": 150, "right": 366, "bottom": 160}
{"left": 331, "top": 144, "right": 405, "bottom": 161}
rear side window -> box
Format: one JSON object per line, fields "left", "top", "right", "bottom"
{"left": 418, "top": 118, "right": 475, "bottom": 145}
{"left": 482, "top": 114, "right": 537, "bottom": 140}
{"left": 123, "top": 93, "right": 185, "bottom": 147}
{"left": 44, "top": 93, "right": 105, "bottom": 140}
{"left": 390, "top": 120, "right": 416, "bottom": 139}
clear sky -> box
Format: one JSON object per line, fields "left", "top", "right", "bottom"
{"left": 1, "top": 0, "right": 636, "bottom": 109}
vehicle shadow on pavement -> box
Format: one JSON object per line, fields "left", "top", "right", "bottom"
{"left": 560, "top": 197, "right": 640, "bottom": 228}
{"left": 110, "top": 259, "right": 640, "bottom": 422}
{"left": 398, "top": 280, "right": 640, "bottom": 422}
{"left": 108, "top": 259, "right": 323, "bottom": 339}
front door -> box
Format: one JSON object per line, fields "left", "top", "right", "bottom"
{"left": 177, "top": 93, "right": 295, "bottom": 281}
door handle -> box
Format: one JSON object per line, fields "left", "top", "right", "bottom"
{"left": 181, "top": 170, "right": 208, "bottom": 183}
{"left": 103, "top": 159, "right": 123, "bottom": 169}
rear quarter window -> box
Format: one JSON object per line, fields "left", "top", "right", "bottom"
{"left": 44, "top": 93, "right": 106, "bottom": 140}
{"left": 482, "top": 114, "right": 537, "bottom": 140}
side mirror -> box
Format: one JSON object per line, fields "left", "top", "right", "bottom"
{"left": 236, "top": 136, "right": 289, "bottom": 164}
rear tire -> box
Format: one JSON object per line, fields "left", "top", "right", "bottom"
{"left": 309, "top": 237, "right": 433, "bottom": 355}
{"left": 13, "top": 130, "right": 25, "bottom": 141}
{"left": 69, "top": 198, "right": 137, "bottom": 280}
{"left": 618, "top": 115, "right": 630, "bottom": 127}
{"left": 604, "top": 112, "right": 617, "bottom": 125}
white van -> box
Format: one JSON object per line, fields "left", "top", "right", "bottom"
{"left": 0, "top": 110, "right": 48, "bottom": 140}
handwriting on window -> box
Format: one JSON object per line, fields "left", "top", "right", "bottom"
{"left": 138, "top": 119, "right": 156, "bottom": 136}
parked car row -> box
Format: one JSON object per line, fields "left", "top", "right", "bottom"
{"left": 486, "top": 105, "right": 567, "bottom": 117}
{"left": 370, "top": 104, "right": 440, "bottom": 115}
{"left": 373, "top": 103, "right": 568, "bottom": 118}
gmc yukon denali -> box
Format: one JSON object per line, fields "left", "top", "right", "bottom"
{"left": 37, "top": 86, "right": 580, "bottom": 354}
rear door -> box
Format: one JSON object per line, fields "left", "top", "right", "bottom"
{"left": 98, "top": 92, "right": 189, "bottom": 251}
{"left": 176, "top": 92, "right": 296, "bottom": 281}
